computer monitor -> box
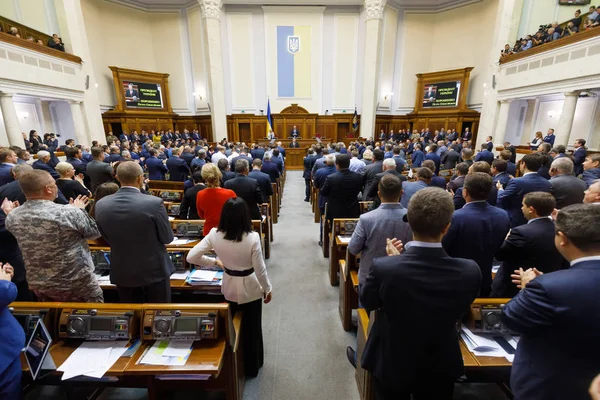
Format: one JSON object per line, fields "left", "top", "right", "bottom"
{"left": 24, "top": 319, "right": 53, "bottom": 380}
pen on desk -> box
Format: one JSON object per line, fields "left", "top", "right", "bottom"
{"left": 135, "top": 346, "right": 151, "bottom": 365}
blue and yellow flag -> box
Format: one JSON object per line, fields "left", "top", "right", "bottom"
{"left": 266, "top": 99, "right": 273, "bottom": 137}
{"left": 352, "top": 108, "right": 358, "bottom": 133}
{"left": 277, "top": 26, "right": 311, "bottom": 98}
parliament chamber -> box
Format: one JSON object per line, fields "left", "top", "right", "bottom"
{"left": 2, "top": 0, "right": 600, "bottom": 399}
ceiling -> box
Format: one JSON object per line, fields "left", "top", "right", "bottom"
{"left": 107, "top": 0, "right": 482, "bottom": 12}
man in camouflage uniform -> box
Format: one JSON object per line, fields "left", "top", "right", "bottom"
{"left": 3, "top": 170, "right": 103, "bottom": 302}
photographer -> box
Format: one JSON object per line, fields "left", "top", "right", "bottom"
{"left": 48, "top": 34, "right": 65, "bottom": 52}
{"left": 563, "top": 21, "right": 579, "bottom": 37}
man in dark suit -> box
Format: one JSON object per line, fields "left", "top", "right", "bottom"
{"left": 0, "top": 149, "right": 17, "bottom": 187}
{"left": 250, "top": 145, "right": 265, "bottom": 160}
{"left": 289, "top": 138, "right": 300, "bottom": 148}
{"left": 260, "top": 154, "right": 280, "bottom": 183}
{"left": 572, "top": 138, "right": 587, "bottom": 176}
{"left": 166, "top": 148, "right": 190, "bottom": 182}
{"left": 249, "top": 159, "right": 273, "bottom": 203}
{"left": 441, "top": 147, "right": 460, "bottom": 170}
{"left": 475, "top": 143, "right": 494, "bottom": 164}
{"left": 462, "top": 127, "right": 472, "bottom": 141}
{"left": 124, "top": 83, "right": 139, "bottom": 99}
{"left": 367, "top": 159, "right": 407, "bottom": 209}
{"left": 424, "top": 144, "right": 441, "bottom": 173}
{"left": 230, "top": 148, "right": 253, "bottom": 171}
{"left": 32, "top": 150, "right": 59, "bottom": 180}
{"left": 503, "top": 141, "right": 517, "bottom": 163}
{"left": 145, "top": 148, "right": 168, "bottom": 180}
{"left": 443, "top": 173, "right": 510, "bottom": 296}
{"left": 491, "top": 192, "right": 568, "bottom": 298}
{"left": 453, "top": 161, "right": 498, "bottom": 209}
{"left": 499, "top": 149, "right": 517, "bottom": 176}
{"left": 289, "top": 125, "right": 300, "bottom": 139}
{"left": 303, "top": 149, "right": 318, "bottom": 202}
{"left": 501, "top": 204, "right": 600, "bottom": 400}
{"left": 224, "top": 159, "right": 263, "bottom": 220}
{"left": 320, "top": 154, "right": 363, "bottom": 220}
{"left": 400, "top": 167, "right": 432, "bottom": 208}
{"left": 492, "top": 159, "right": 511, "bottom": 189}
{"left": 86, "top": 147, "right": 114, "bottom": 194}
{"left": 497, "top": 153, "right": 552, "bottom": 227}
{"left": 362, "top": 149, "right": 384, "bottom": 201}
{"left": 180, "top": 146, "right": 195, "bottom": 167}
{"left": 549, "top": 157, "right": 586, "bottom": 208}
{"left": 411, "top": 143, "right": 425, "bottom": 167}
{"left": 447, "top": 162, "right": 469, "bottom": 192}
{"left": 361, "top": 188, "right": 481, "bottom": 400}
{"left": 313, "top": 154, "right": 337, "bottom": 246}
{"left": 217, "top": 158, "right": 236, "bottom": 184}
{"left": 178, "top": 170, "right": 205, "bottom": 220}
{"left": 94, "top": 162, "right": 174, "bottom": 303}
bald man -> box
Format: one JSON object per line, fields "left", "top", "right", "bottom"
{"left": 3, "top": 170, "right": 102, "bottom": 302}
{"left": 94, "top": 162, "right": 174, "bottom": 303}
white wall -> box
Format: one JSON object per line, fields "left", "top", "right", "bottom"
{"left": 0, "top": 0, "right": 58, "bottom": 34}
{"left": 519, "top": 0, "right": 585, "bottom": 39}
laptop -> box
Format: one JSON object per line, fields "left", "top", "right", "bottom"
{"left": 24, "top": 319, "right": 55, "bottom": 380}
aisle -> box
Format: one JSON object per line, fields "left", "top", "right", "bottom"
{"left": 243, "top": 171, "right": 360, "bottom": 400}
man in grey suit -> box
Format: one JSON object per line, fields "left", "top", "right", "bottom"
{"left": 549, "top": 157, "right": 586, "bottom": 208}
{"left": 346, "top": 173, "right": 412, "bottom": 367}
{"left": 86, "top": 147, "right": 114, "bottom": 195}
{"left": 94, "top": 162, "right": 175, "bottom": 303}
{"left": 400, "top": 168, "right": 432, "bottom": 208}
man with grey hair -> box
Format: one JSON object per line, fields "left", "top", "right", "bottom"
{"left": 32, "top": 150, "right": 59, "bottom": 179}
{"left": 313, "top": 154, "right": 337, "bottom": 246}
{"left": 261, "top": 152, "right": 280, "bottom": 183}
{"left": 94, "top": 162, "right": 174, "bottom": 303}
{"left": 4, "top": 170, "right": 102, "bottom": 302}
{"left": 549, "top": 157, "right": 586, "bottom": 208}
{"left": 224, "top": 159, "right": 263, "bottom": 220}
{"left": 191, "top": 148, "right": 207, "bottom": 171}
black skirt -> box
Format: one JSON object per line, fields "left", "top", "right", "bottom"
{"left": 228, "top": 298, "right": 264, "bottom": 377}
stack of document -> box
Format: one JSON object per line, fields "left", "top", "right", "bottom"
{"left": 58, "top": 341, "right": 129, "bottom": 380}
{"left": 185, "top": 269, "right": 223, "bottom": 286}
{"left": 461, "top": 325, "right": 519, "bottom": 363}
{"left": 139, "top": 340, "right": 193, "bottom": 366}
{"left": 169, "top": 237, "right": 197, "bottom": 246}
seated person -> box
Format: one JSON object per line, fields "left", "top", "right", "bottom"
{"left": 55, "top": 162, "right": 91, "bottom": 201}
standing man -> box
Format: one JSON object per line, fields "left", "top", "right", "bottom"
{"left": 320, "top": 154, "right": 363, "bottom": 221}
{"left": 549, "top": 157, "right": 586, "bottom": 208}
{"left": 543, "top": 128, "right": 556, "bottom": 147}
{"left": 4, "top": 170, "right": 103, "bottom": 302}
{"left": 573, "top": 138, "right": 587, "bottom": 176}
{"left": 475, "top": 143, "right": 494, "bottom": 164}
{"left": 462, "top": 127, "right": 472, "bottom": 141}
{"left": 313, "top": 154, "right": 337, "bottom": 247}
{"left": 145, "top": 148, "right": 168, "bottom": 180}
{"left": 289, "top": 125, "right": 300, "bottom": 139}
{"left": 166, "top": 148, "right": 190, "bottom": 182}
{"left": 94, "top": 162, "right": 175, "bottom": 303}
{"left": 303, "top": 149, "right": 317, "bottom": 202}
{"left": 224, "top": 160, "right": 263, "bottom": 220}
{"left": 362, "top": 149, "right": 384, "bottom": 201}
{"left": 497, "top": 153, "right": 552, "bottom": 227}
{"left": 249, "top": 159, "right": 273, "bottom": 203}
{"left": 501, "top": 204, "right": 600, "bottom": 400}
{"left": 442, "top": 173, "right": 510, "bottom": 296}
{"left": 0, "top": 149, "right": 17, "bottom": 186}
{"left": 360, "top": 188, "right": 481, "bottom": 400}
{"left": 411, "top": 144, "right": 425, "bottom": 168}
{"left": 86, "top": 147, "right": 114, "bottom": 194}
{"left": 400, "top": 167, "right": 432, "bottom": 208}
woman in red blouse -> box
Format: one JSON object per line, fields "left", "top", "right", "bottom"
{"left": 196, "top": 163, "right": 236, "bottom": 235}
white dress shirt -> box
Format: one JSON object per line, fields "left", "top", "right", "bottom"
{"left": 187, "top": 228, "right": 272, "bottom": 304}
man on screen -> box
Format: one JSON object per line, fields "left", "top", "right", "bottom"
{"left": 424, "top": 86, "right": 436, "bottom": 105}
{"left": 125, "top": 83, "right": 139, "bottom": 105}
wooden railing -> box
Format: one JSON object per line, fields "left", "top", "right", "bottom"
{"left": 0, "top": 15, "right": 81, "bottom": 64}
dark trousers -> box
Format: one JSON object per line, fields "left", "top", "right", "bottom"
{"left": 117, "top": 279, "right": 171, "bottom": 303}
{"left": 229, "top": 298, "right": 263, "bottom": 377}
{"left": 15, "top": 280, "right": 33, "bottom": 302}
{"left": 0, "top": 357, "right": 22, "bottom": 400}
{"left": 304, "top": 178, "right": 311, "bottom": 199}
{"left": 374, "top": 376, "right": 454, "bottom": 400}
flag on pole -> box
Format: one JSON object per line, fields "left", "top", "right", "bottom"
{"left": 266, "top": 99, "right": 273, "bottom": 137}
{"left": 352, "top": 107, "right": 358, "bottom": 133}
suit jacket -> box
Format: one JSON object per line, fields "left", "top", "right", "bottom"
{"left": 145, "top": 157, "right": 168, "bottom": 180}
{"left": 224, "top": 175, "right": 263, "bottom": 220}
{"left": 497, "top": 173, "right": 552, "bottom": 227}
{"left": 320, "top": 169, "right": 362, "bottom": 219}
{"left": 486, "top": 141, "right": 494, "bottom": 152}
{"left": 411, "top": 150, "right": 425, "bottom": 167}
{"left": 32, "top": 160, "right": 59, "bottom": 180}
{"left": 582, "top": 167, "right": 600, "bottom": 188}
{"left": 303, "top": 155, "right": 317, "bottom": 179}
{"left": 475, "top": 150, "right": 494, "bottom": 164}
{"left": 400, "top": 180, "right": 428, "bottom": 208}
{"left": 493, "top": 172, "right": 511, "bottom": 189}
{"left": 0, "top": 280, "right": 25, "bottom": 374}
{"left": 86, "top": 160, "right": 114, "bottom": 194}
{"left": 501, "top": 260, "right": 600, "bottom": 400}
{"left": 0, "top": 164, "right": 14, "bottom": 187}
{"left": 506, "top": 145, "right": 517, "bottom": 163}
{"left": 506, "top": 161, "right": 517, "bottom": 176}
{"left": 94, "top": 187, "right": 174, "bottom": 287}
{"left": 424, "top": 152, "right": 441, "bottom": 173}
{"left": 362, "top": 161, "right": 383, "bottom": 201}
{"left": 441, "top": 149, "right": 460, "bottom": 170}
{"left": 230, "top": 154, "right": 253, "bottom": 171}
{"left": 492, "top": 217, "right": 568, "bottom": 298}
{"left": 462, "top": 131, "right": 472, "bottom": 141}
{"left": 442, "top": 201, "right": 510, "bottom": 295}
{"left": 367, "top": 170, "right": 407, "bottom": 209}
{"left": 251, "top": 148, "right": 265, "bottom": 160}
{"left": 313, "top": 165, "right": 338, "bottom": 210}
{"left": 549, "top": 174, "right": 586, "bottom": 208}
{"left": 0, "top": 210, "right": 25, "bottom": 284}
{"left": 261, "top": 161, "right": 280, "bottom": 183}
{"left": 180, "top": 152, "right": 195, "bottom": 166}
{"left": 248, "top": 170, "right": 273, "bottom": 202}
{"left": 178, "top": 184, "right": 205, "bottom": 220}
{"left": 573, "top": 147, "right": 586, "bottom": 176}
{"left": 447, "top": 175, "right": 465, "bottom": 192}
{"left": 289, "top": 142, "right": 300, "bottom": 148}
{"left": 453, "top": 186, "right": 498, "bottom": 209}
{"left": 166, "top": 156, "right": 190, "bottom": 182}
{"left": 360, "top": 245, "right": 481, "bottom": 389}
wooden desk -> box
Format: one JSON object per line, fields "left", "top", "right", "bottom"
{"left": 49, "top": 340, "right": 136, "bottom": 376}
{"left": 329, "top": 235, "right": 350, "bottom": 286}
{"left": 338, "top": 251, "right": 359, "bottom": 331}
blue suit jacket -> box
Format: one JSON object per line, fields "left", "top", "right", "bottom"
{"left": 573, "top": 147, "right": 586, "bottom": 176}
{"left": 582, "top": 168, "right": 600, "bottom": 188}
{"left": 32, "top": 160, "right": 59, "bottom": 180}
{"left": 0, "top": 280, "right": 25, "bottom": 374}
{"left": 442, "top": 202, "right": 510, "bottom": 295}
{"left": 475, "top": 150, "right": 494, "bottom": 164}
{"left": 492, "top": 171, "right": 511, "bottom": 189}
{"left": 0, "top": 164, "right": 14, "bottom": 187}
{"left": 411, "top": 150, "right": 424, "bottom": 168}
{"left": 313, "top": 165, "right": 336, "bottom": 209}
{"left": 506, "top": 161, "right": 517, "bottom": 176}
{"left": 166, "top": 156, "right": 190, "bottom": 182}
{"left": 145, "top": 157, "right": 168, "bottom": 180}
{"left": 497, "top": 173, "right": 551, "bottom": 227}
{"left": 400, "top": 180, "right": 428, "bottom": 208}
{"left": 542, "top": 134, "right": 555, "bottom": 146}
{"left": 502, "top": 260, "right": 600, "bottom": 400}
{"left": 424, "top": 152, "right": 441, "bottom": 173}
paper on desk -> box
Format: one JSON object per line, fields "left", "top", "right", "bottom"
{"left": 170, "top": 238, "right": 195, "bottom": 245}
{"left": 140, "top": 340, "right": 191, "bottom": 366}
{"left": 58, "top": 343, "right": 112, "bottom": 380}
{"left": 189, "top": 270, "right": 217, "bottom": 281}
{"left": 505, "top": 354, "right": 515, "bottom": 363}
{"left": 170, "top": 271, "right": 190, "bottom": 280}
{"left": 162, "top": 340, "right": 194, "bottom": 358}
{"left": 461, "top": 325, "right": 512, "bottom": 358}
{"left": 338, "top": 236, "right": 351, "bottom": 244}
{"left": 83, "top": 344, "right": 129, "bottom": 379}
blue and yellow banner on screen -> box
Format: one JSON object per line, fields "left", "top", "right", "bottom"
{"left": 277, "top": 26, "right": 311, "bottom": 98}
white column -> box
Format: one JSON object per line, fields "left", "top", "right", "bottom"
{"left": 69, "top": 100, "right": 88, "bottom": 146}
{"left": 556, "top": 91, "right": 579, "bottom": 147}
{"left": 199, "top": 0, "right": 226, "bottom": 142}
{"left": 54, "top": 0, "right": 106, "bottom": 145}
{"left": 359, "top": 0, "right": 386, "bottom": 140}
{"left": 0, "top": 93, "right": 24, "bottom": 147}
{"left": 476, "top": 0, "right": 522, "bottom": 150}
{"left": 494, "top": 100, "right": 512, "bottom": 145}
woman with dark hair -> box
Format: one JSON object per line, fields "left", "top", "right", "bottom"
{"left": 29, "top": 130, "right": 41, "bottom": 154}
{"left": 187, "top": 198, "right": 272, "bottom": 377}
{"left": 89, "top": 182, "right": 119, "bottom": 218}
